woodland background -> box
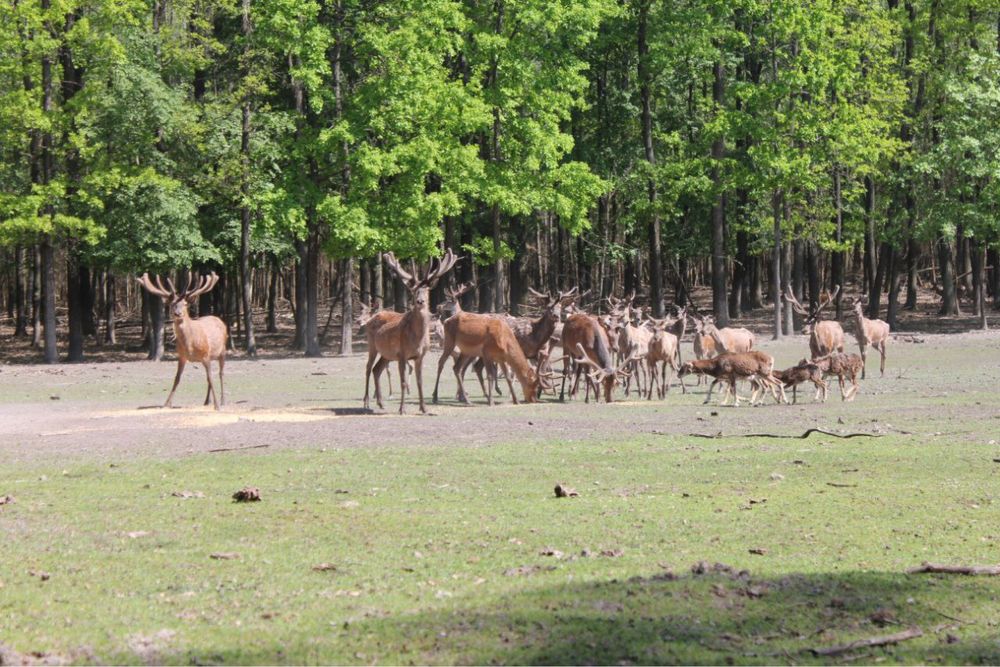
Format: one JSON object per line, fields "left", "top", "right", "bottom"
{"left": 1, "top": 0, "right": 999, "bottom": 362}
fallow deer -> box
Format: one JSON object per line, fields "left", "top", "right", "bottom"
{"left": 679, "top": 351, "right": 785, "bottom": 407}
{"left": 365, "top": 248, "right": 458, "bottom": 414}
{"left": 137, "top": 272, "right": 227, "bottom": 410}
{"left": 810, "top": 352, "right": 863, "bottom": 401}
{"left": 774, "top": 360, "right": 828, "bottom": 404}
{"left": 849, "top": 297, "right": 890, "bottom": 378}
{"left": 785, "top": 285, "right": 844, "bottom": 358}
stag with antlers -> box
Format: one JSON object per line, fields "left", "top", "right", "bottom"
{"left": 363, "top": 249, "right": 458, "bottom": 414}
{"left": 784, "top": 285, "right": 844, "bottom": 358}
{"left": 137, "top": 272, "right": 227, "bottom": 410}
{"left": 848, "top": 297, "right": 890, "bottom": 378}
{"left": 560, "top": 313, "right": 634, "bottom": 403}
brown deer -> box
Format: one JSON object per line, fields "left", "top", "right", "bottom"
{"left": 618, "top": 306, "right": 653, "bottom": 397}
{"left": 849, "top": 297, "right": 890, "bottom": 378}
{"left": 784, "top": 285, "right": 844, "bottom": 358}
{"left": 560, "top": 313, "right": 631, "bottom": 403}
{"left": 810, "top": 353, "right": 863, "bottom": 401}
{"left": 646, "top": 315, "right": 685, "bottom": 399}
{"left": 364, "top": 249, "right": 458, "bottom": 414}
{"left": 698, "top": 315, "right": 756, "bottom": 354}
{"left": 433, "top": 283, "right": 505, "bottom": 404}
{"left": 137, "top": 272, "right": 227, "bottom": 410}
{"left": 774, "top": 360, "right": 828, "bottom": 404}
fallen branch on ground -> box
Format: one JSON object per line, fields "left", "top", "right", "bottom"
{"left": 208, "top": 443, "right": 271, "bottom": 453}
{"left": 907, "top": 562, "right": 1000, "bottom": 576}
{"left": 810, "top": 627, "right": 923, "bottom": 657}
{"left": 687, "top": 429, "right": 884, "bottom": 440}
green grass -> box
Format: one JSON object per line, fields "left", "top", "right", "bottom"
{"left": 4, "top": 433, "right": 1000, "bottom": 664}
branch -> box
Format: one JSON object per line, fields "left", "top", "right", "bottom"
{"left": 686, "top": 429, "right": 884, "bottom": 440}
{"left": 810, "top": 627, "right": 923, "bottom": 657}
{"left": 908, "top": 562, "right": 1000, "bottom": 576}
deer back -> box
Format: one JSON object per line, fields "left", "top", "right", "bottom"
{"left": 562, "top": 314, "right": 613, "bottom": 372}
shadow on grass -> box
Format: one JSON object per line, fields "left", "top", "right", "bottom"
{"left": 165, "top": 567, "right": 1000, "bottom": 665}
{"left": 340, "top": 568, "right": 999, "bottom": 665}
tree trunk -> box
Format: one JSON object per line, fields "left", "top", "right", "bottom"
{"left": 293, "top": 239, "right": 307, "bottom": 348}
{"left": 340, "top": 257, "right": 353, "bottom": 355}
{"left": 937, "top": 236, "right": 959, "bottom": 316}
{"left": 41, "top": 241, "right": 58, "bottom": 363}
{"left": 67, "top": 259, "right": 84, "bottom": 361}
{"left": 146, "top": 288, "right": 165, "bottom": 361}
{"left": 492, "top": 204, "right": 503, "bottom": 312}
{"left": 13, "top": 246, "right": 27, "bottom": 336}
{"left": 863, "top": 176, "right": 876, "bottom": 296}
{"left": 240, "top": 101, "right": 256, "bottom": 357}
{"left": 638, "top": 0, "right": 663, "bottom": 318}
{"left": 886, "top": 245, "right": 901, "bottom": 330}
{"left": 771, "top": 190, "right": 782, "bottom": 339}
{"left": 104, "top": 272, "right": 116, "bottom": 345}
{"left": 305, "top": 225, "right": 321, "bottom": 356}
{"left": 710, "top": 60, "right": 728, "bottom": 325}
{"left": 831, "top": 167, "right": 845, "bottom": 319}
{"left": 266, "top": 259, "right": 278, "bottom": 333}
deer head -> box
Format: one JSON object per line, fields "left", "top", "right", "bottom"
{"left": 784, "top": 285, "right": 840, "bottom": 334}
{"left": 138, "top": 271, "right": 220, "bottom": 321}
{"left": 528, "top": 286, "right": 580, "bottom": 323}
{"left": 438, "top": 282, "right": 474, "bottom": 319}
{"left": 383, "top": 248, "right": 459, "bottom": 313}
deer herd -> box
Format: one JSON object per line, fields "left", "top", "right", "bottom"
{"left": 136, "top": 249, "right": 893, "bottom": 413}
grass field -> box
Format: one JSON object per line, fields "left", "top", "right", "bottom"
{"left": 2, "top": 331, "right": 1000, "bottom": 664}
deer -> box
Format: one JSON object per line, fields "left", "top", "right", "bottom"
{"left": 137, "top": 272, "right": 227, "bottom": 410}
{"left": 810, "top": 352, "right": 863, "bottom": 401}
{"left": 617, "top": 306, "right": 653, "bottom": 397}
{"left": 848, "top": 297, "right": 890, "bottom": 378}
{"left": 364, "top": 248, "right": 459, "bottom": 414}
{"left": 560, "top": 313, "right": 632, "bottom": 403}
{"left": 433, "top": 283, "right": 507, "bottom": 404}
{"left": 645, "top": 314, "right": 685, "bottom": 399}
{"left": 773, "top": 360, "right": 828, "bottom": 404}
{"left": 678, "top": 351, "right": 786, "bottom": 407}
{"left": 785, "top": 285, "right": 844, "bottom": 358}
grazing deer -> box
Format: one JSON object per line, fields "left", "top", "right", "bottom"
{"left": 137, "top": 272, "right": 227, "bottom": 410}
{"left": 774, "top": 360, "right": 828, "bottom": 404}
{"left": 784, "top": 285, "right": 844, "bottom": 358}
{"left": 646, "top": 315, "right": 685, "bottom": 399}
{"left": 849, "top": 297, "right": 890, "bottom": 378}
{"left": 810, "top": 353, "right": 863, "bottom": 401}
{"left": 365, "top": 249, "right": 459, "bottom": 414}
{"left": 560, "top": 313, "right": 631, "bottom": 403}
{"left": 679, "top": 351, "right": 785, "bottom": 407}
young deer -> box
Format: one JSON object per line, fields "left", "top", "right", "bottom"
{"left": 618, "top": 306, "right": 653, "bottom": 397}
{"left": 811, "top": 353, "right": 863, "bottom": 401}
{"left": 785, "top": 285, "right": 844, "bottom": 358}
{"left": 365, "top": 249, "right": 458, "bottom": 414}
{"left": 679, "top": 351, "right": 785, "bottom": 407}
{"left": 849, "top": 297, "right": 890, "bottom": 378}
{"left": 774, "top": 360, "right": 828, "bottom": 404}
{"left": 137, "top": 272, "right": 227, "bottom": 410}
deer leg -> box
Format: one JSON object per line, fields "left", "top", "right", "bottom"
{"left": 838, "top": 373, "right": 847, "bottom": 400}
{"left": 372, "top": 357, "right": 389, "bottom": 409}
{"left": 364, "top": 351, "right": 377, "bottom": 409}
{"left": 202, "top": 361, "right": 219, "bottom": 410}
{"left": 397, "top": 359, "right": 408, "bottom": 414}
{"left": 879, "top": 342, "right": 886, "bottom": 376}
{"left": 471, "top": 358, "right": 490, "bottom": 400}
{"left": 164, "top": 358, "right": 186, "bottom": 408}
{"left": 860, "top": 343, "right": 868, "bottom": 380}
{"left": 218, "top": 355, "right": 226, "bottom": 406}
{"left": 646, "top": 363, "right": 655, "bottom": 400}
{"left": 703, "top": 376, "right": 719, "bottom": 404}
{"left": 432, "top": 339, "right": 456, "bottom": 404}
{"left": 414, "top": 355, "right": 427, "bottom": 414}
{"left": 502, "top": 363, "right": 518, "bottom": 404}
{"left": 485, "top": 362, "right": 496, "bottom": 406}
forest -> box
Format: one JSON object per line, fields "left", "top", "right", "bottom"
{"left": 1, "top": 0, "right": 999, "bottom": 363}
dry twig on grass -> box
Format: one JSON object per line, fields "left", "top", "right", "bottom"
{"left": 688, "top": 428, "right": 885, "bottom": 440}
{"left": 908, "top": 562, "right": 1000, "bottom": 576}
{"left": 810, "top": 627, "right": 923, "bottom": 657}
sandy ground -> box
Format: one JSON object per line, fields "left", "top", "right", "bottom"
{"left": 3, "top": 327, "right": 999, "bottom": 466}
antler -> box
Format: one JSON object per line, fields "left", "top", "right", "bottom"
{"left": 527, "top": 287, "right": 551, "bottom": 303}
{"left": 816, "top": 284, "right": 840, "bottom": 314}
{"left": 424, "top": 248, "right": 459, "bottom": 288}
{"left": 137, "top": 273, "right": 174, "bottom": 299}
{"left": 184, "top": 272, "right": 219, "bottom": 301}
{"left": 783, "top": 286, "right": 811, "bottom": 317}
{"left": 446, "top": 282, "right": 474, "bottom": 300}
{"left": 383, "top": 252, "right": 416, "bottom": 287}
